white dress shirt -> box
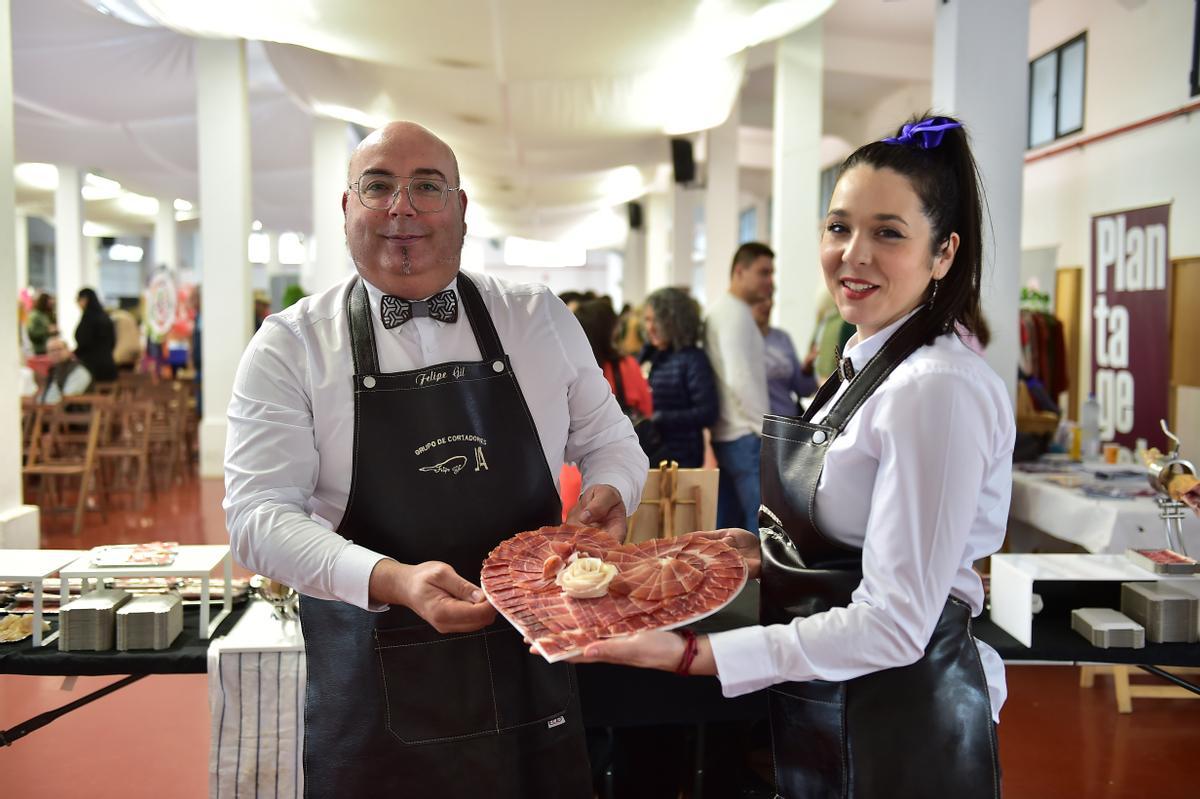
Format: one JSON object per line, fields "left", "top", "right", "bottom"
{"left": 223, "top": 271, "right": 647, "bottom": 612}
{"left": 710, "top": 312, "right": 1015, "bottom": 721}
{"left": 705, "top": 292, "right": 768, "bottom": 442}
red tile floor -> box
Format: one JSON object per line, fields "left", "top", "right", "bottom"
{"left": 3, "top": 474, "right": 1197, "bottom": 796}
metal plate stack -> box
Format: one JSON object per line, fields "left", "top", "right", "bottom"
{"left": 116, "top": 593, "right": 184, "bottom": 651}
{"left": 1120, "top": 582, "right": 1200, "bottom": 643}
{"left": 58, "top": 589, "right": 131, "bottom": 651}
{"left": 1070, "top": 607, "right": 1146, "bottom": 648}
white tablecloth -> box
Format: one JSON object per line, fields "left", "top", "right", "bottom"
{"left": 1009, "top": 471, "right": 1200, "bottom": 555}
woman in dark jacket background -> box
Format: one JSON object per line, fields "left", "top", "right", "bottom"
{"left": 640, "top": 287, "right": 719, "bottom": 468}
{"left": 74, "top": 287, "right": 117, "bottom": 382}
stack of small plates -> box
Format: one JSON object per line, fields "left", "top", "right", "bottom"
{"left": 1121, "top": 582, "right": 1200, "bottom": 643}
{"left": 58, "top": 589, "right": 131, "bottom": 652}
{"left": 1070, "top": 608, "right": 1145, "bottom": 649}
{"left": 116, "top": 594, "right": 184, "bottom": 651}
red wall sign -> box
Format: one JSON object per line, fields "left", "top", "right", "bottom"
{"left": 1089, "top": 203, "right": 1170, "bottom": 448}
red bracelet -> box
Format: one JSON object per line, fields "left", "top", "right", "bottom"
{"left": 675, "top": 629, "right": 698, "bottom": 675}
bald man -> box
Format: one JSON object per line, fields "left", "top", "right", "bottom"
{"left": 224, "top": 122, "right": 647, "bottom": 796}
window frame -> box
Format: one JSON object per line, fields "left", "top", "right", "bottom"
{"left": 1027, "top": 32, "right": 1088, "bottom": 149}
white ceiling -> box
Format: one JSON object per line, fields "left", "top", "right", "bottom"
{"left": 12, "top": 0, "right": 938, "bottom": 242}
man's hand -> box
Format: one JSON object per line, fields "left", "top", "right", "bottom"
{"left": 567, "top": 483, "right": 627, "bottom": 539}
{"left": 369, "top": 559, "right": 496, "bottom": 633}
{"left": 692, "top": 528, "right": 762, "bottom": 579}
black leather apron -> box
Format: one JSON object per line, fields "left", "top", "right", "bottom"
{"left": 298, "top": 275, "right": 592, "bottom": 798}
{"left": 758, "top": 309, "right": 1000, "bottom": 799}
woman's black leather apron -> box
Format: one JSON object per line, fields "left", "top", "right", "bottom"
{"left": 758, "top": 308, "right": 1000, "bottom": 799}
{"left": 298, "top": 275, "right": 592, "bottom": 798}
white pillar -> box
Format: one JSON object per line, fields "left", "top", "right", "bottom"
{"left": 645, "top": 190, "right": 672, "bottom": 291}
{"left": 308, "top": 115, "right": 353, "bottom": 294}
{"left": 933, "top": 0, "right": 1028, "bottom": 403}
{"left": 670, "top": 184, "right": 695, "bottom": 289}
{"left": 196, "top": 37, "right": 253, "bottom": 478}
{"left": 14, "top": 211, "right": 27, "bottom": 292}
{"left": 54, "top": 165, "right": 84, "bottom": 347}
{"left": 771, "top": 23, "right": 824, "bottom": 352}
{"left": 0, "top": 0, "right": 40, "bottom": 546}
{"left": 704, "top": 101, "right": 740, "bottom": 309}
{"left": 83, "top": 234, "right": 100, "bottom": 296}
{"left": 154, "top": 199, "right": 177, "bottom": 271}
{"left": 622, "top": 223, "right": 647, "bottom": 306}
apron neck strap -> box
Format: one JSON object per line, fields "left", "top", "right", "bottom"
{"left": 346, "top": 273, "right": 505, "bottom": 376}
{"left": 802, "top": 307, "right": 936, "bottom": 432}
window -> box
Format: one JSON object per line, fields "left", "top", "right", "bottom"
{"left": 1028, "top": 33, "right": 1087, "bottom": 148}
{"left": 738, "top": 207, "right": 757, "bottom": 244}
{"left": 818, "top": 165, "right": 838, "bottom": 218}
{"left": 1191, "top": 0, "right": 1199, "bottom": 97}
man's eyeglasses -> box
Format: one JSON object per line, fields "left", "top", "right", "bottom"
{"left": 349, "top": 174, "right": 461, "bottom": 214}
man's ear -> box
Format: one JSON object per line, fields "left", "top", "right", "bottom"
{"left": 341, "top": 190, "right": 349, "bottom": 216}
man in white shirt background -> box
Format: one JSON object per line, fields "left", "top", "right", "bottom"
{"left": 704, "top": 242, "right": 774, "bottom": 532}
{"left": 40, "top": 336, "right": 92, "bottom": 404}
{"left": 223, "top": 120, "right": 646, "bottom": 797}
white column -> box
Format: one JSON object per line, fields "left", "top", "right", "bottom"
{"left": 0, "top": 0, "right": 40, "bottom": 546}
{"left": 83, "top": 234, "right": 100, "bottom": 295}
{"left": 933, "top": 0, "right": 1028, "bottom": 403}
{"left": 308, "top": 115, "right": 353, "bottom": 294}
{"left": 645, "top": 190, "right": 672, "bottom": 291}
{"left": 622, "top": 224, "right": 647, "bottom": 306}
{"left": 14, "top": 210, "right": 27, "bottom": 292}
{"left": 704, "top": 101, "right": 740, "bottom": 309}
{"left": 54, "top": 165, "right": 84, "bottom": 347}
{"left": 771, "top": 23, "right": 824, "bottom": 352}
{"left": 154, "top": 199, "right": 177, "bottom": 271}
{"left": 669, "top": 184, "right": 695, "bottom": 289}
{"left": 196, "top": 38, "right": 253, "bottom": 478}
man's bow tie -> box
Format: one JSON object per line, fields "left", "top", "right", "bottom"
{"left": 380, "top": 289, "right": 459, "bottom": 329}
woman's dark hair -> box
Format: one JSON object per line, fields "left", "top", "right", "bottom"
{"left": 644, "top": 287, "right": 703, "bottom": 350}
{"left": 34, "top": 291, "right": 54, "bottom": 315}
{"left": 77, "top": 287, "right": 104, "bottom": 315}
{"left": 573, "top": 298, "right": 621, "bottom": 367}
{"left": 837, "top": 112, "right": 985, "bottom": 343}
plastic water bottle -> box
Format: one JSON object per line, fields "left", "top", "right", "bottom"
{"left": 1080, "top": 393, "right": 1101, "bottom": 461}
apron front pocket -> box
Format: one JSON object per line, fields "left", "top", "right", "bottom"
{"left": 375, "top": 625, "right": 497, "bottom": 744}
{"left": 768, "top": 681, "right": 846, "bottom": 799}
{"left": 485, "top": 627, "right": 574, "bottom": 730}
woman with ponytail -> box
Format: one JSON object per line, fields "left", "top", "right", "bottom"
{"left": 573, "top": 114, "right": 1013, "bottom": 798}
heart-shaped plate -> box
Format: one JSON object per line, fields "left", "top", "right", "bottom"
{"left": 481, "top": 524, "right": 747, "bottom": 662}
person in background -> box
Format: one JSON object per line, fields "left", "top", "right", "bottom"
{"left": 26, "top": 292, "right": 57, "bottom": 356}
{"left": 110, "top": 307, "right": 142, "bottom": 371}
{"left": 41, "top": 336, "right": 92, "bottom": 404}
{"left": 573, "top": 114, "right": 1013, "bottom": 798}
{"left": 74, "top": 287, "right": 117, "bottom": 383}
{"left": 809, "top": 292, "right": 856, "bottom": 382}
{"left": 704, "top": 242, "right": 774, "bottom": 532}
{"left": 641, "top": 287, "right": 719, "bottom": 468}
{"left": 752, "top": 294, "right": 817, "bottom": 416}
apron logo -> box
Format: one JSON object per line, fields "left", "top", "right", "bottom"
{"left": 474, "top": 446, "right": 489, "bottom": 472}
{"left": 547, "top": 715, "right": 566, "bottom": 729}
{"left": 419, "top": 456, "right": 467, "bottom": 475}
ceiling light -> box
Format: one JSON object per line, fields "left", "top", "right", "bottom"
{"left": 503, "top": 236, "right": 586, "bottom": 269}
{"left": 312, "top": 102, "right": 387, "bottom": 130}
{"left": 118, "top": 192, "right": 160, "bottom": 216}
{"left": 252, "top": 219, "right": 263, "bottom": 232}
{"left": 599, "top": 166, "right": 648, "bottom": 206}
{"left": 562, "top": 208, "right": 628, "bottom": 251}
{"left": 83, "top": 221, "right": 118, "bottom": 238}
{"left": 82, "top": 173, "right": 122, "bottom": 201}
{"left": 248, "top": 232, "right": 270, "bottom": 264}
{"left": 174, "top": 199, "right": 193, "bottom": 212}
{"left": 15, "top": 163, "right": 59, "bottom": 191}
{"left": 108, "top": 243, "right": 144, "bottom": 263}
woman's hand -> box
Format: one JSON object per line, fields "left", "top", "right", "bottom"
{"left": 564, "top": 630, "right": 717, "bottom": 676}
{"left": 692, "top": 528, "right": 762, "bottom": 580}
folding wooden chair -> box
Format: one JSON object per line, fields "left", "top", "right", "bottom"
{"left": 23, "top": 398, "right": 105, "bottom": 536}
{"left": 95, "top": 399, "right": 154, "bottom": 509}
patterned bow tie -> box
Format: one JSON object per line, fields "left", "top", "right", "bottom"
{"left": 380, "top": 289, "right": 458, "bottom": 329}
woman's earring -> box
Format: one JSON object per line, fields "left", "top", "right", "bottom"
{"left": 929, "top": 278, "right": 940, "bottom": 306}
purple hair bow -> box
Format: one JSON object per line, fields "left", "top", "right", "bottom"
{"left": 882, "top": 117, "right": 962, "bottom": 149}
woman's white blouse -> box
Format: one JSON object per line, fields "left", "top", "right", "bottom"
{"left": 709, "top": 313, "right": 1015, "bottom": 721}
